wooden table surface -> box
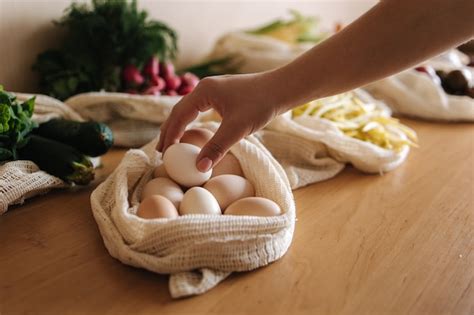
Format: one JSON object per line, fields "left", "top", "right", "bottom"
{"left": 1, "top": 118, "right": 473, "bottom": 315}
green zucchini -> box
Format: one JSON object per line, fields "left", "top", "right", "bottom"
{"left": 18, "top": 135, "right": 94, "bottom": 185}
{"left": 34, "top": 119, "right": 113, "bottom": 157}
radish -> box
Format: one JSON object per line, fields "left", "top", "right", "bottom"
{"left": 143, "top": 85, "right": 162, "bottom": 96}
{"left": 160, "top": 61, "right": 175, "bottom": 78}
{"left": 122, "top": 65, "right": 144, "bottom": 86}
{"left": 150, "top": 75, "right": 166, "bottom": 90}
{"left": 165, "top": 75, "right": 182, "bottom": 91}
{"left": 178, "top": 84, "right": 194, "bottom": 95}
{"left": 143, "top": 56, "right": 159, "bottom": 77}
{"left": 180, "top": 72, "right": 199, "bottom": 88}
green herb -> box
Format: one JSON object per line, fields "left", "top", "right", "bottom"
{"left": 0, "top": 86, "right": 37, "bottom": 161}
{"left": 181, "top": 56, "right": 240, "bottom": 78}
{"left": 33, "top": 0, "right": 178, "bottom": 100}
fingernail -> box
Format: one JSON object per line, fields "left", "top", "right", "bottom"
{"left": 197, "top": 157, "right": 212, "bottom": 172}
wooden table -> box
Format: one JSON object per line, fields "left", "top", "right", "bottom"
{"left": 1, "top": 118, "right": 473, "bottom": 315}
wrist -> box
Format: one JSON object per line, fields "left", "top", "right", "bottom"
{"left": 260, "top": 63, "right": 325, "bottom": 115}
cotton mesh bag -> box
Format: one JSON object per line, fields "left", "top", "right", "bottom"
{"left": 208, "top": 31, "right": 311, "bottom": 73}
{"left": 65, "top": 92, "right": 182, "bottom": 147}
{"left": 365, "top": 50, "right": 474, "bottom": 122}
{"left": 262, "top": 89, "right": 415, "bottom": 188}
{"left": 90, "top": 122, "right": 296, "bottom": 298}
{"left": 204, "top": 11, "right": 329, "bottom": 74}
{"left": 0, "top": 93, "right": 84, "bottom": 214}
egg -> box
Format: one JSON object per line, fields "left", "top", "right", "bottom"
{"left": 136, "top": 195, "right": 179, "bottom": 219}
{"left": 180, "top": 128, "right": 214, "bottom": 148}
{"left": 224, "top": 197, "right": 281, "bottom": 217}
{"left": 203, "top": 175, "right": 255, "bottom": 210}
{"left": 211, "top": 152, "right": 244, "bottom": 177}
{"left": 153, "top": 163, "right": 170, "bottom": 179}
{"left": 179, "top": 187, "right": 221, "bottom": 215}
{"left": 141, "top": 177, "right": 184, "bottom": 208}
{"left": 163, "top": 143, "right": 212, "bottom": 187}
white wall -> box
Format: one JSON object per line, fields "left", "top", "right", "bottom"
{"left": 0, "top": 0, "right": 376, "bottom": 92}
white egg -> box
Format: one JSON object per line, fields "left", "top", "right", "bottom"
{"left": 179, "top": 187, "right": 221, "bottom": 215}
{"left": 163, "top": 143, "right": 212, "bottom": 187}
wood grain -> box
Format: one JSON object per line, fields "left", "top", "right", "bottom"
{"left": 1, "top": 118, "right": 473, "bottom": 315}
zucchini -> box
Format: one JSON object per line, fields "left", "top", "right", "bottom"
{"left": 18, "top": 135, "right": 94, "bottom": 185}
{"left": 34, "top": 119, "right": 113, "bottom": 157}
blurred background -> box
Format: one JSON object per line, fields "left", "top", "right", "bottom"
{"left": 0, "top": 0, "right": 376, "bottom": 92}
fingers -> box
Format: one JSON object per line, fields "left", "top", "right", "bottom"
{"left": 196, "top": 121, "right": 246, "bottom": 172}
{"left": 157, "top": 91, "right": 206, "bottom": 152}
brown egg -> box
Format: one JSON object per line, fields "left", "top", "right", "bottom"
{"left": 224, "top": 197, "right": 281, "bottom": 217}
{"left": 211, "top": 153, "right": 244, "bottom": 177}
{"left": 180, "top": 128, "right": 214, "bottom": 148}
{"left": 141, "top": 177, "right": 184, "bottom": 208}
{"left": 204, "top": 175, "right": 255, "bottom": 210}
{"left": 136, "top": 195, "right": 179, "bottom": 219}
{"left": 153, "top": 164, "right": 170, "bottom": 179}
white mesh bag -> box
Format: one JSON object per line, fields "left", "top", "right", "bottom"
{"left": 262, "top": 89, "right": 411, "bottom": 188}
{"left": 65, "top": 92, "right": 182, "bottom": 147}
{"left": 90, "top": 122, "right": 296, "bottom": 298}
{"left": 209, "top": 31, "right": 312, "bottom": 73}
{"left": 1, "top": 93, "right": 83, "bottom": 214}
{"left": 365, "top": 50, "right": 474, "bottom": 122}
{"left": 256, "top": 130, "right": 345, "bottom": 189}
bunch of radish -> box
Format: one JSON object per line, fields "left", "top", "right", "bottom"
{"left": 122, "top": 56, "right": 199, "bottom": 96}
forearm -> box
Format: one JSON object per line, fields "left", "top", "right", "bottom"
{"left": 267, "top": 0, "right": 474, "bottom": 111}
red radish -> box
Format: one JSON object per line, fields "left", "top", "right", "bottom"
{"left": 150, "top": 75, "right": 166, "bottom": 90}
{"left": 165, "top": 90, "right": 178, "bottom": 96}
{"left": 160, "top": 61, "right": 175, "bottom": 78}
{"left": 143, "top": 56, "right": 160, "bottom": 77}
{"left": 143, "top": 86, "right": 162, "bottom": 96}
{"left": 178, "top": 85, "right": 194, "bottom": 95}
{"left": 165, "top": 75, "right": 182, "bottom": 91}
{"left": 122, "top": 64, "right": 144, "bottom": 86}
{"left": 180, "top": 72, "right": 199, "bottom": 88}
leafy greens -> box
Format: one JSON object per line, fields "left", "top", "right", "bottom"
{"left": 0, "top": 86, "right": 37, "bottom": 161}
{"left": 33, "top": 0, "right": 178, "bottom": 100}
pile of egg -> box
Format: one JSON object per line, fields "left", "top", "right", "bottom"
{"left": 136, "top": 128, "right": 281, "bottom": 219}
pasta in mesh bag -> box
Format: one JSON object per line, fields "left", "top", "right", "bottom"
{"left": 90, "top": 122, "right": 296, "bottom": 298}
{"left": 263, "top": 89, "right": 417, "bottom": 183}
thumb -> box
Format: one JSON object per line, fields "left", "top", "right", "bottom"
{"left": 196, "top": 122, "right": 245, "bottom": 172}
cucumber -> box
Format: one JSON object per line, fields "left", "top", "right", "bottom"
{"left": 34, "top": 119, "right": 113, "bottom": 157}
{"left": 18, "top": 135, "right": 94, "bottom": 185}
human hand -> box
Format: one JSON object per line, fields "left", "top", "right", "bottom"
{"left": 157, "top": 72, "right": 284, "bottom": 172}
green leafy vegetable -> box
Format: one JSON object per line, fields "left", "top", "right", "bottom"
{"left": 0, "top": 86, "right": 37, "bottom": 161}
{"left": 181, "top": 56, "right": 241, "bottom": 78}
{"left": 33, "top": 0, "right": 178, "bottom": 100}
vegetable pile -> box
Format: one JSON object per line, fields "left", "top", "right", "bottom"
{"left": 415, "top": 66, "right": 474, "bottom": 98}
{"left": 292, "top": 92, "right": 418, "bottom": 151}
{"left": 123, "top": 56, "right": 199, "bottom": 96}
{"left": 0, "top": 87, "right": 113, "bottom": 185}
{"left": 33, "top": 0, "right": 178, "bottom": 100}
